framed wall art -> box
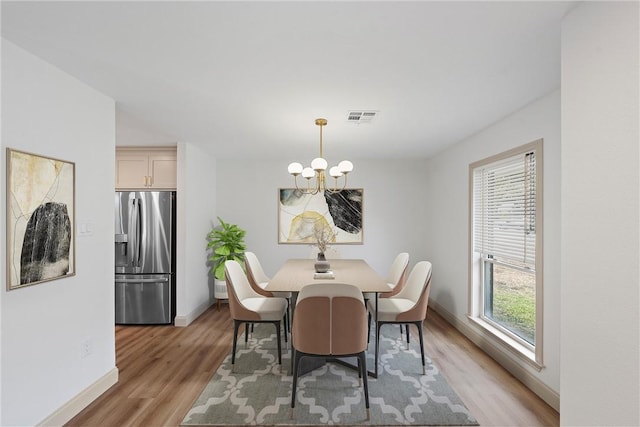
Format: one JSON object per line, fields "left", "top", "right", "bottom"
{"left": 278, "top": 188, "right": 363, "bottom": 245}
{"left": 6, "top": 148, "right": 76, "bottom": 290}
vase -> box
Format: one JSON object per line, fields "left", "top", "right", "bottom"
{"left": 315, "top": 252, "right": 331, "bottom": 273}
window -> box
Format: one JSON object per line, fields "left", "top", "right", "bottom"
{"left": 469, "top": 139, "right": 543, "bottom": 368}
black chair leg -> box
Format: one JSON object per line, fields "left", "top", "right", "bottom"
{"left": 274, "top": 321, "right": 282, "bottom": 365}
{"left": 283, "top": 315, "right": 288, "bottom": 344}
{"left": 406, "top": 324, "right": 410, "bottom": 344}
{"left": 286, "top": 299, "right": 291, "bottom": 334}
{"left": 232, "top": 320, "right": 241, "bottom": 367}
{"left": 375, "top": 321, "right": 381, "bottom": 376}
{"left": 358, "top": 351, "right": 370, "bottom": 420}
{"left": 367, "top": 312, "right": 371, "bottom": 343}
{"left": 416, "top": 321, "right": 426, "bottom": 374}
{"left": 291, "top": 349, "right": 302, "bottom": 418}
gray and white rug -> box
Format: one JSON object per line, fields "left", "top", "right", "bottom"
{"left": 182, "top": 324, "right": 478, "bottom": 426}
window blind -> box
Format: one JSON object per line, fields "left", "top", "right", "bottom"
{"left": 473, "top": 151, "right": 536, "bottom": 269}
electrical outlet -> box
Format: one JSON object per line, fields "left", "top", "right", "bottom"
{"left": 81, "top": 339, "right": 92, "bottom": 358}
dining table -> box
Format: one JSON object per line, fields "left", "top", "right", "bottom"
{"left": 265, "top": 258, "right": 391, "bottom": 377}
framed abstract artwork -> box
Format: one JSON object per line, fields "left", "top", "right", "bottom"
{"left": 278, "top": 188, "right": 363, "bottom": 245}
{"left": 6, "top": 148, "right": 76, "bottom": 290}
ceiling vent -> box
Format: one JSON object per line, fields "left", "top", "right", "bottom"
{"left": 346, "top": 111, "right": 378, "bottom": 123}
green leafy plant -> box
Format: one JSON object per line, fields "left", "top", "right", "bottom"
{"left": 207, "top": 217, "right": 247, "bottom": 280}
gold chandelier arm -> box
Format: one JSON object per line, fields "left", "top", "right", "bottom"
{"left": 325, "top": 174, "right": 348, "bottom": 194}
{"left": 294, "top": 172, "right": 323, "bottom": 195}
{"left": 292, "top": 174, "right": 303, "bottom": 192}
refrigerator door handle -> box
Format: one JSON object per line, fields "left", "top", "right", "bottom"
{"left": 115, "top": 277, "right": 169, "bottom": 283}
{"left": 133, "top": 196, "right": 143, "bottom": 267}
{"left": 128, "top": 198, "right": 137, "bottom": 267}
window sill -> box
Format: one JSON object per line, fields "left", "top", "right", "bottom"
{"left": 467, "top": 315, "right": 544, "bottom": 372}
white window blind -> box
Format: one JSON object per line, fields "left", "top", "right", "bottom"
{"left": 473, "top": 151, "right": 536, "bottom": 269}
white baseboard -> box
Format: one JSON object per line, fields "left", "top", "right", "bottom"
{"left": 429, "top": 299, "right": 560, "bottom": 412}
{"left": 174, "top": 299, "right": 214, "bottom": 327}
{"left": 37, "top": 367, "right": 119, "bottom": 427}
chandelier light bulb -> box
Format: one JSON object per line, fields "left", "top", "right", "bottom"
{"left": 301, "top": 167, "right": 315, "bottom": 179}
{"left": 329, "top": 166, "right": 343, "bottom": 178}
{"left": 311, "top": 157, "right": 328, "bottom": 171}
{"left": 288, "top": 162, "right": 303, "bottom": 175}
{"left": 338, "top": 160, "right": 353, "bottom": 174}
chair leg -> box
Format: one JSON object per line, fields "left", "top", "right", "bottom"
{"left": 291, "top": 349, "right": 302, "bottom": 419}
{"left": 286, "top": 299, "right": 291, "bottom": 334}
{"left": 274, "top": 321, "right": 283, "bottom": 365}
{"left": 232, "top": 320, "right": 241, "bottom": 370}
{"left": 358, "top": 351, "right": 370, "bottom": 420}
{"left": 244, "top": 322, "right": 250, "bottom": 347}
{"left": 416, "top": 321, "right": 426, "bottom": 375}
{"left": 406, "top": 324, "right": 410, "bottom": 346}
{"left": 367, "top": 312, "right": 371, "bottom": 343}
{"left": 283, "top": 314, "right": 288, "bottom": 344}
{"left": 375, "top": 321, "right": 382, "bottom": 376}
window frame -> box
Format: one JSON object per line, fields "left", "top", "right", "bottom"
{"left": 468, "top": 139, "right": 544, "bottom": 370}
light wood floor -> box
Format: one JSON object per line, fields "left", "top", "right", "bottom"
{"left": 66, "top": 305, "right": 559, "bottom": 426}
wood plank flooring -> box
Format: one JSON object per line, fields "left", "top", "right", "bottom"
{"left": 66, "top": 305, "right": 559, "bottom": 426}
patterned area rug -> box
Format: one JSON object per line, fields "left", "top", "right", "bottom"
{"left": 182, "top": 324, "right": 478, "bottom": 426}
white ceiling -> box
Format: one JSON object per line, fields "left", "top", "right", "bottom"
{"left": 1, "top": 1, "right": 576, "bottom": 160}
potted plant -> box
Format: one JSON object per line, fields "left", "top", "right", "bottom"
{"left": 207, "top": 217, "right": 247, "bottom": 304}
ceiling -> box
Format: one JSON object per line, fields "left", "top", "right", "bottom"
{"left": 1, "top": 1, "right": 576, "bottom": 160}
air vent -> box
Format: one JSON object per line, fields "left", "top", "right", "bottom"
{"left": 346, "top": 111, "right": 378, "bottom": 123}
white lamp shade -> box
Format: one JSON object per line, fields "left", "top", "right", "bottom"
{"left": 329, "top": 166, "right": 343, "bottom": 178}
{"left": 311, "top": 157, "right": 328, "bottom": 171}
{"left": 338, "top": 160, "right": 353, "bottom": 173}
{"left": 302, "top": 167, "right": 315, "bottom": 179}
{"left": 288, "top": 162, "right": 303, "bottom": 175}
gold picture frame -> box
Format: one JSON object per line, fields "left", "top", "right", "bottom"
{"left": 278, "top": 188, "right": 364, "bottom": 245}
{"left": 6, "top": 148, "right": 76, "bottom": 290}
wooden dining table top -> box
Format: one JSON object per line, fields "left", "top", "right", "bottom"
{"left": 265, "top": 258, "right": 392, "bottom": 293}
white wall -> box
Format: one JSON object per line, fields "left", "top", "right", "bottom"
{"left": 216, "top": 159, "right": 430, "bottom": 279}
{"left": 174, "top": 142, "right": 217, "bottom": 326}
{"left": 561, "top": 3, "right": 639, "bottom": 425}
{"left": 1, "top": 40, "right": 117, "bottom": 426}
{"left": 424, "top": 90, "right": 561, "bottom": 402}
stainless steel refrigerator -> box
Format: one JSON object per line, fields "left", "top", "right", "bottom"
{"left": 115, "top": 191, "right": 176, "bottom": 324}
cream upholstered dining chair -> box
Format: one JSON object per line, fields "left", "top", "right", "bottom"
{"left": 245, "top": 251, "right": 291, "bottom": 333}
{"left": 225, "top": 260, "right": 288, "bottom": 371}
{"left": 380, "top": 252, "right": 410, "bottom": 342}
{"left": 363, "top": 252, "right": 409, "bottom": 306}
{"left": 380, "top": 252, "right": 410, "bottom": 298}
{"left": 368, "top": 261, "right": 432, "bottom": 375}
{"left": 291, "top": 283, "right": 370, "bottom": 420}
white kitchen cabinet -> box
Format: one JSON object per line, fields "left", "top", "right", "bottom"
{"left": 116, "top": 147, "right": 177, "bottom": 190}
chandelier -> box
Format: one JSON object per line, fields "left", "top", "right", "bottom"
{"left": 287, "top": 118, "right": 353, "bottom": 194}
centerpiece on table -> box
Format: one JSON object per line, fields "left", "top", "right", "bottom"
{"left": 313, "top": 222, "right": 336, "bottom": 273}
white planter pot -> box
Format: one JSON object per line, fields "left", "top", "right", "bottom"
{"left": 214, "top": 278, "right": 228, "bottom": 300}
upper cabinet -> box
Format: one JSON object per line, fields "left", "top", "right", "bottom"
{"left": 116, "top": 147, "right": 177, "bottom": 190}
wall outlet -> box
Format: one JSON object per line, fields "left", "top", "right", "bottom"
{"left": 81, "top": 339, "right": 92, "bottom": 358}
{"left": 77, "top": 220, "right": 94, "bottom": 237}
